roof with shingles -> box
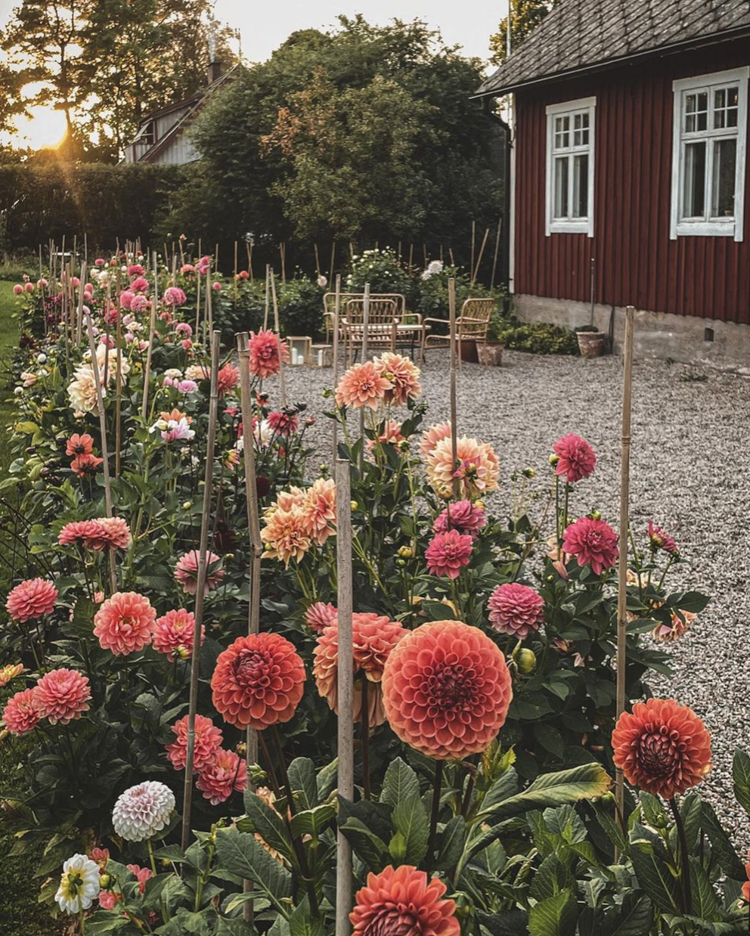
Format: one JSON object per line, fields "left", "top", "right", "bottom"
{"left": 476, "top": 0, "right": 750, "bottom": 96}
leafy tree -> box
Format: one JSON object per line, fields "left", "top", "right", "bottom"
{"left": 164, "top": 16, "right": 504, "bottom": 256}
{"left": 489, "top": 0, "right": 559, "bottom": 65}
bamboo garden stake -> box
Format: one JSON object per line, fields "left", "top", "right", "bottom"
{"left": 335, "top": 457, "right": 354, "bottom": 936}
{"left": 615, "top": 306, "right": 636, "bottom": 820}
{"left": 358, "top": 284, "right": 370, "bottom": 468}
{"left": 181, "top": 332, "right": 222, "bottom": 850}
{"left": 448, "top": 278, "right": 460, "bottom": 501}
{"left": 331, "top": 275, "right": 342, "bottom": 463}
{"left": 141, "top": 255, "right": 157, "bottom": 420}
{"left": 472, "top": 227, "right": 490, "bottom": 284}
{"left": 270, "top": 269, "right": 287, "bottom": 407}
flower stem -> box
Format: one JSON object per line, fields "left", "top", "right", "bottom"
{"left": 427, "top": 760, "right": 443, "bottom": 872}
{"left": 669, "top": 797, "right": 692, "bottom": 914}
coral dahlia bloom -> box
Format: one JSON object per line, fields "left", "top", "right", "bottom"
{"left": 261, "top": 506, "right": 311, "bottom": 565}
{"left": 487, "top": 583, "right": 545, "bottom": 639}
{"left": 612, "top": 698, "right": 712, "bottom": 799}
{"left": 350, "top": 865, "right": 460, "bottom": 936}
{"left": 6, "top": 578, "right": 58, "bottom": 622}
{"left": 66, "top": 433, "right": 94, "bottom": 457}
{"left": 373, "top": 352, "right": 422, "bottom": 406}
{"left": 552, "top": 433, "right": 597, "bottom": 483}
{"left": 562, "top": 517, "right": 619, "bottom": 575}
{"left": 153, "top": 609, "right": 204, "bottom": 660}
{"left": 70, "top": 453, "right": 104, "bottom": 477}
{"left": 248, "top": 329, "right": 289, "bottom": 378}
{"left": 335, "top": 361, "right": 392, "bottom": 410}
{"left": 93, "top": 592, "right": 156, "bottom": 654}
{"left": 86, "top": 517, "right": 132, "bottom": 551}
{"left": 652, "top": 609, "right": 696, "bottom": 642}
{"left": 304, "top": 601, "right": 337, "bottom": 634}
{"left": 313, "top": 613, "right": 406, "bottom": 726}
{"left": 211, "top": 632, "right": 306, "bottom": 730}
{"left": 58, "top": 520, "right": 101, "bottom": 547}
{"left": 165, "top": 714, "right": 223, "bottom": 772}
{"left": 648, "top": 520, "right": 679, "bottom": 556}
{"left": 433, "top": 500, "right": 487, "bottom": 539}
{"left": 743, "top": 864, "right": 750, "bottom": 903}
{"left": 36, "top": 668, "right": 91, "bottom": 724}
{"left": 196, "top": 748, "right": 247, "bottom": 805}
{"left": 382, "top": 620, "right": 513, "bottom": 760}
{"left": 174, "top": 550, "right": 224, "bottom": 595}
{"left": 419, "top": 422, "right": 452, "bottom": 460}
{"left": 3, "top": 687, "right": 41, "bottom": 734}
{"left": 301, "top": 478, "right": 337, "bottom": 545}
{"left": 425, "top": 530, "right": 473, "bottom": 579}
{"left": 425, "top": 436, "right": 500, "bottom": 500}
{"left": 267, "top": 410, "right": 298, "bottom": 435}
{"left": 217, "top": 363, "right": 240, "bottom": 397}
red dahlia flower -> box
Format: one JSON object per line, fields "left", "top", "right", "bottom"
{"left": 612, "top": 698, "right": 712, "bottom": 799}
{"left": 552, "top": 433, "right": 596, "bottom": 483}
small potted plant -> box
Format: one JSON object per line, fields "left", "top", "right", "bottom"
{"left": 476, "top": 310, "right": 505, "bottom": 366}
{"left": 575, "top": 324, "right": 608, "bottom": 358}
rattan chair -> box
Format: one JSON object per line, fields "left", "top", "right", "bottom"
{"left": 322, "top": 292, "right": 425, "bottom": 360}
{"left": 422, "top": 298, "right": 496, "bottom": 366}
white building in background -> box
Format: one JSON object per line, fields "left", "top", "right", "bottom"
{"left": 122, "top": 61, "right": 234, "bottom": 165}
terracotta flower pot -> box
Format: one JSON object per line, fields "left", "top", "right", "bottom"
{"left": 459, "top": 341, "right": 479, "bottom": 363}
{"left": 577, "top": 331, "right": 607, "bottom": 358}
{"left": 476, "top": 341, "right": 504, "bottom": 367}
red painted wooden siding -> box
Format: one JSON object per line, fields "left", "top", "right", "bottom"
{"left": 514, "top": 38, "right": 750, "bottom": 324}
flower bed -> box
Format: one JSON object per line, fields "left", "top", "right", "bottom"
{"left": 1, "top": 252, "right": 748, "bottom": 934}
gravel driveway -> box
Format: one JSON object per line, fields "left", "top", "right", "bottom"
{"left": 281, "top": 349, "right": 750, "bottom": 845}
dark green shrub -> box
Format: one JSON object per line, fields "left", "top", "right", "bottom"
{"left": 499, "top": 320, "right": 580, "bottom": 355}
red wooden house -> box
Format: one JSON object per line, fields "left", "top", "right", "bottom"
{"left": 476, "top": 0, "right": 750, "bottom": 364}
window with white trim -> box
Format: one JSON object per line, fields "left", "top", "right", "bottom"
{"left": 671, "top": 68, "right": 749, "bottom": 241}
{"left": 545, "top": 98, "right": 596, "bottom": 236}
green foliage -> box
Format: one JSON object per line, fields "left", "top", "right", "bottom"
{"left": 489, "top": 0, "right": 561, "bottom": 65}
{"left": 346, "top": 248, "right": 418, "bottom": 303}
{"left": 499, "top": 320, "right": 580, "bottom": 355}
{"left": 213, "top": 275, "right": 326, "bottom": 340}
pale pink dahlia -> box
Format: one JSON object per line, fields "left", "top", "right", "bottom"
{"left": 433, "top": 500, "right": 487, "bottom": 539}
{"left": 93, "top": 592, "right": 157, "bottom": 654}
{"left": 165, "top": 713, "right": 223, "bottom": 772}
{"left": 304, "top": 601, "right": 338, "bottom": 634}
{"left": 163, "top": 287, "right": 187, "bottom": 307}
{"left": 419, "top": 422, "right": 452, "bottom": 460}
{"left": 112, "top": 781, "right": 176, "bottom": 842}
{"left": 196, "top": 748, "right": 247, "bottom": 805}
{"left": 153, "top": 609, "right": 203, "bottom": 660}
{"left": 301, "top": 478, "right": 337, "bottom": 546}
{"left": 487, "top": 583, "right": 545, "bottom": 639}
{"left": 373, "top": 352, "right": 422, "bottom": 406}
{"left": 6, "top": 578, "right": 58, "bottom": 622}
{"left": 552, "top": 433, "right": 597, "bottom": 483}
{"left": 425, "top": 436, "right": 500, "bottom": 500}
{"left": 335, "top": 362, "right": 392, "bottom": 409}
{"left": 174, "top": 550, "right": 224, "bottom": 595}
{"left": 3, "top": 687, "right": 41, "bottom": 734}
{"left": 562, "top": 517, "right": 619, "bottom": 576}
{"left": 425, "top": 530, "right": 473, "bottom": 579}
{"left": 35, "top": 668, "right": 91, "bottom": 725}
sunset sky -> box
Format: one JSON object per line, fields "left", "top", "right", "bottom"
{"left": 0, "top": 0, "right": 505, "bottom": 148}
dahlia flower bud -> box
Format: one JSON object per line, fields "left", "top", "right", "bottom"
{"left": 516, "top": 648, "right": 537, "bottom": 674}
{"left": 549, "top": 454, "right": 560, "bottom": 466}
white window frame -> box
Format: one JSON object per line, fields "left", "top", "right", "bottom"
{"left": 670, "top": 67, "right": 749, "bottom": 241}
{"left": 545, "top": 97, "right": 596, "bottom": 237}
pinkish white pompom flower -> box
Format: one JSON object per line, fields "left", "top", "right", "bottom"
{"left": 112, "top": 781, "right": 175, "bottom": 842}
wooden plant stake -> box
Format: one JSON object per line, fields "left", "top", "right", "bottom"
{"left": 195, "top": 263, "right": 202, "bottom": 338}
{"left": 358, "top": 284, "right": 370, "bottom": 468}
{"left": 331, "top": 275, "right": 342, "bottom": 463}
{"left": 615, "top": 306, "right": 636, "bottom": 822}
{"left": 75, "top": 262, "right": 88, "bottom": 346}
{"left": 470, "top": 220, "right": 476, "bottom": 280}
{"left": 472, "top": 227, "right": 490, "bottom": 284}
{"left": 115, "top": 283, "right": 123, "bottom": 478}
{"left": 263, "top": 265, "right": 270, "bottom": 330}
{"left": 181, "top": 332, "right": 222, "bottom": 850}
{"left": 490, "top": 217, "right": 503, "bottom": 290}
{"left": 84, "top": 310, "right": 117, "bottom": 594}
{"left": 270, "top": 269, "right": 286, "bottom": 407}
{"left": 246, "top": 240, "right": 254, "bottom": 282}
{"left": 329, "top": 241, "right": 336, "bottom": 287}
{"left": 206, "top": 269, "right": 213, "bottom": 345}
{"left": 141, "top": 256, "right": 157, "bottom": 420}
{"left": 408, "top": 243, "right": 414, "bottom": 270}
{"left": 448, "top": 278, "right": 460, "bottom": 501}
{"left": 314, "top": 242, "right": 321, "bottom": 279}
{"left": 233, "top": 240, "right": 238, "bottom": 307}
{"left": 335, "top": 457, "right": 354, "bottom": 936}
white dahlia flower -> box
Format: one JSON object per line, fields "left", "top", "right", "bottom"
{"left": 112, "top": 780, "right": 175, "bottom": 842}
{"left": 55, "top": 853, "right": 100, "bottom": 913}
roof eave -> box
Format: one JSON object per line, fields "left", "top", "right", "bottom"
{"left": 473, "top": 23, "right": 750, "bottom": 99}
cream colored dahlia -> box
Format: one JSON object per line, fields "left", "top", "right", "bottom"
{"left": 425, "top": 436, "right": 500, "bottom": 499}
{"left": 112, "top": 781, "right": 175, "bottom": 842}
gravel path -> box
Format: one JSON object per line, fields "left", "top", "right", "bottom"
{"left": 281, "top": 349, "right": 750, "bottom": 845}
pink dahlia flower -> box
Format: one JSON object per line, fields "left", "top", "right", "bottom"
{"left": 35, "top": 668, "right": 91, "bottom": 725}
{"left": 267, "top": 411, "right": 298, "bottom": 435}
{"left": 93, "top": 592, "right": 156, "bottom": 654}
{"left": 304, "top": 601, "right": 337, "bottom": 634}
{"left": 58, "top": 520, "right": 102, "bottom": 547}
{"left": 153, "top": 608, "right": 203, "bottom": 660}
{"left": 126, "top": 864, "right": 153, "bottom": 894}
{"left": 373, "top": 352, "right": 422, "bottom": 406}
{"left": 119, "top": 290, "right": 134, "bottom": 309}
{"left": 217, "top": 363, "right": 240, "bottom": 397}
{"left": 174, "top": 550, "right": 224, "bottom": 596}
{"left": 163, "top": 287, "right": 187, "bottom": 307}
{"left": 648, "top": 520, "right": 679, "bottom": 556}
{"left": 6, "top": 578, "right": 58, "bottom": 622}
{"left": 130, "top": 294, "right": 149, "bottom": 314}
{"left": 433, "top": 500, "right": 487, "bottom": 539}
{"left": 552, "top": 433, "right": 597, "bottom": 484}
{"left": 248, "top": 329, "right": 289, "bottom": 378}
{"left": 351, "top": 865, "right": 460, "bottom": 936}
{"left": 86, "top": 517, "right": 132, "bottom": 551}
{"left": 130, "top": 276, "right": 149, "bottom": 293}
{"left": 3, "top": 687, "right": 41, "bottom": 734}
{"left": 196, "top": 748, "right": 247, "bottom": 804}
{"left": 127, "top": 264, "right": 145, "bottom": 276}
{"left": 487, "top": 583, "right": 545, "bottom": 639}
{"left": 335, "top": 362, "right": 392, "bottom": 410}
{"left": 165, "top": 713, "right": 222, "bottom": 772}
{"left": 562, "top": 517, "right": 619, "bottom": 575}
{"left": 66, "top": 433, "right": 94, "bottom": 457}
{"left": 425, "top": 530, "right": 473, "bottom": 579}
{"left": 419, "top": 422, "right": 452, "bottom": 460}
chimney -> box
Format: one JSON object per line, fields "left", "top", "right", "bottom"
{"left": 207, "top": 24, "right": 221, "bottom": 84}
{"left": 208, "top": 59, "right": 222, "bottom": 84}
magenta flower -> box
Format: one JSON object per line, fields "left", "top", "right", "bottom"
{"left": 562, "top": 517, "right": 619, "bottom": 575}
{"left": 425, "top": 530, "right": 473, "bottom": 579}
{"left": 487, "top": 583, "right": 544, "bottom": 639}
{"left": 433, "top": 500, "right": 487, "bottom": 539}
{"left": 552, "top": 434, "right": 596, "bottom": 483}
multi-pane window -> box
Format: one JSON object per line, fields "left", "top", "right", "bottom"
{"left": 546, "top": 98, "right": 595, "bottom": 236}
{"left": 671, "top": 68, "right": 748, "bottom": 240}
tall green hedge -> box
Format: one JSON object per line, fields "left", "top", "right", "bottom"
{"left": 0, "top": 163, "right": 185, "bottom": 253}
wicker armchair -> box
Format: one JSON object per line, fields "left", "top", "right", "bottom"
{"left": 422, "top": 298, "right": 496, "bottom": 365}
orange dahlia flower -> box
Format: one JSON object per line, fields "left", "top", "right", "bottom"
{"left": 93, "top": 592, "right": 156, "bottom": 655}
{"left": 382, "top": 620, "right": 512, "bottom": 760}
{"left": 211, "top": 632, "right": 305, "bottom": 730}
{"left": 261, "top": 504, "right": 311, "bottom": 565}
{"left": 335, "top": 362, "right": 392, "bottom": 409}
{"left": 350, "top": 865, "right": 459, "bottom": 936}
{"left": 313, "top": 613, "right": 406, "bottom": 726}
{"left": 301, "top": 478, "right": 337, "bottom": 546}
{"left": 373, "top": 352, "right": 422, "bottom": 406}
{"left": 612, "top": 698, "right": 712, "bottom": 799}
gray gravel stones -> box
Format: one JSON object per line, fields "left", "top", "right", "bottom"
{"left": 280, "top": 349, "right": 750, "bottom": 846}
